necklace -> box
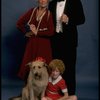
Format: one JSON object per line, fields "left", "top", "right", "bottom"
{"left": 36, "top": 8, "right": 46, "bottom": 21}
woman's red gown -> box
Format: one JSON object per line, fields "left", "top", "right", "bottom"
{"left": 16, "top": 7, "right": 54, "bottom": 80}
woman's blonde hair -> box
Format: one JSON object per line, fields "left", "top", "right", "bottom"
{"left": 49, "top": 59, "right": 65, "bottom": 74}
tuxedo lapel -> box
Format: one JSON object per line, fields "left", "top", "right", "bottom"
{"left": 53, "top": 2, "right": 57, "bottom": 19}
{"left": 50, "top": 1, "right": 57, "bottom": 26}
{"left": 63, "top": 0, "right": 69, "bottom": 14}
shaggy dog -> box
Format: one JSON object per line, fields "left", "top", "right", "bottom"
{"left": 10, "top": 60, "right": 49, "bottom": 100}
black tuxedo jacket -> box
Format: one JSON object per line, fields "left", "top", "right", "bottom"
{"left": 49, "top": 0, "right": 85, "bottom": 47}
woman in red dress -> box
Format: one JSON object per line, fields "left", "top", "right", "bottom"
{"left": 42, "top": 59, "right": 77, "bottom": 100}
{"left": 16, "top": 0, "right": 54, "bottom": 80}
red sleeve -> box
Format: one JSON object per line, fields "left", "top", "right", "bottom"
{"left": 16, "top": 8, "right": 33, "bottom": 33}
{"left": 59, "top": 79, "right": 67, "bottom": 90}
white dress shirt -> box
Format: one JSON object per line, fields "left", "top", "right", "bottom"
{"left": 56, "top": 0, "right": 66, "bottom": 33}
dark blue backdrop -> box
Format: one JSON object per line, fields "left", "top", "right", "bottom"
{"left": 1, "top": 0, "right": 99, "bottom": 100}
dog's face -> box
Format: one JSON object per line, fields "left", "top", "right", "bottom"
{"left": 29, "top": 61, "right": 47, "bottom": 80}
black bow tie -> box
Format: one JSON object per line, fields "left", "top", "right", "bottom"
{"left": 57, "top": 0, "right": 64, "bottom": 2}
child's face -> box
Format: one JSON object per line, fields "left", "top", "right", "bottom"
{"left": 51, "top": 67, "right": 60, "bottom": 80}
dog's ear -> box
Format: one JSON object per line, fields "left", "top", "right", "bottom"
{"left": 43, "top": 63, "right": 48, "bottom": 68}
{"left": 25, "top": 62, "right": 32, "bottom": 67}
{"left": 43, "top": 63, "right": 50, "bottom": 73}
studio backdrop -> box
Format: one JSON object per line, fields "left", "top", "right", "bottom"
{"left": 1, "top": 0, "right": 99, "bottom": 100}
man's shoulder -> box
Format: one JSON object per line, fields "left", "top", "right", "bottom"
{"left": 49, "top": 0, "right": 57, "bottom": 4}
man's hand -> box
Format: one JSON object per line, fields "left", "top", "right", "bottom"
{"left": 61, "top": 14, "right": 69, "bottom": 24}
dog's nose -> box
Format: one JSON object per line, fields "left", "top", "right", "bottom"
{"left": 35, "top": 73, "right": 38, "bottom": 76}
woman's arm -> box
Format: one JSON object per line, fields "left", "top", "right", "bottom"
{"left": 16, "top": 8, "right": 33, "bottom": 33}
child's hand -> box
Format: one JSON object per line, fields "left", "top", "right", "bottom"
{"left": 41, "top": 97, "right": 52, "bottom": 100}
{"left": 41, "top": 97, "right": 47, "bottom": 100}
{"left": 46, "top": 97, "right": 52, "bottom": 100}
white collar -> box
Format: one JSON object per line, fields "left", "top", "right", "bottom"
{"left": 49, "top": 75, "right": 62, "bottom": 85}
{"left": 57, "top": 0, "right": 66, "bottom": 4}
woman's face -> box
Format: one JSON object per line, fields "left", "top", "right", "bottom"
{"left": 38, "top": 0, "right": 48, "bottom": 8}
{"left": 51, "top": 67, "right": 60, "bottom": 80}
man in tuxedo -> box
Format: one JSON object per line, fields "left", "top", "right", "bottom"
{"left": 48, "top": 0, "right": 85, "bottom": 95}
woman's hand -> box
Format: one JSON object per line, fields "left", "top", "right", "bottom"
{"left": 25, "top": 31, "right": 33, "bottom": 37}
{"left": 29, "top": 24, "right": 37, "bottom": 35}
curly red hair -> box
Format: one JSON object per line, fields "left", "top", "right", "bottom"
{"left": 49, "top": 59, "right": 65, "bottom": 74}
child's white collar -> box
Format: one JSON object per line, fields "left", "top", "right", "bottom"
{"left": 49, "top": 75, "right": 62, "bottom": 85}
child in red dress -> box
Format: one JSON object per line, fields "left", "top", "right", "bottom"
{"left": 42, "top": 59, "right": 77, "bottom": 100}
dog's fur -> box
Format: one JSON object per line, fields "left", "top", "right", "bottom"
{"left": 10, "top": 60, "right": 49, "bottom": 100}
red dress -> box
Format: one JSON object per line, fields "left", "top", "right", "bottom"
{"left": 16, "top": 7, "right": 54, "bottom": 80}
{"left": 45, "top": 75, "right": 68, "bottom": 100}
